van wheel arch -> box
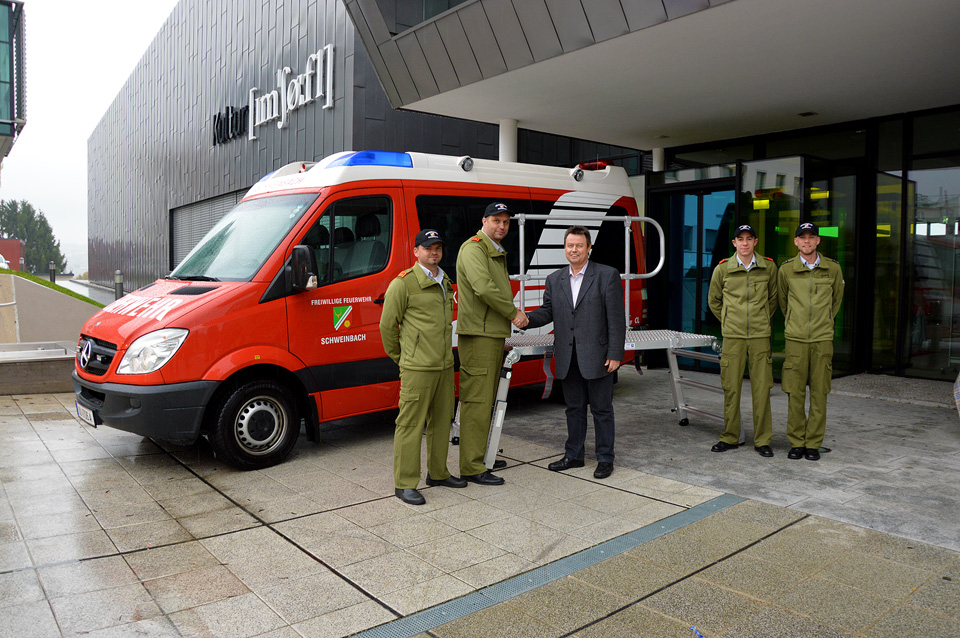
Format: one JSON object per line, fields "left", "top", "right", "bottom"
{"left": 204, "top": 367, "right": 310, "bottom": 470}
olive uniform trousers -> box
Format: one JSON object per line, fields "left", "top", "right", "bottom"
{"left": 782, "top": 339, "right": 833, "bottom": 450}
{"left": 456, "top": 334, "right": 504, "bottom": 476}
{"left": 718, "top": 337, "right": 773, "bottom": 446}
{"left": 394, "top": 366, "right": 455, "bottom": 489}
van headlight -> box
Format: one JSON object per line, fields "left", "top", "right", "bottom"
{"left": 117, "top": 329, "right": 189, "bottom": 375}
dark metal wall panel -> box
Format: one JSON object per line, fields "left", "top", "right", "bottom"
{"left": 352, "top": 45, "right": 500, "bottom": 160}
{"left": 356, "top": 0, "right": 393, "bottom": 43}
{"left": 581, "top": 0, "right": 630, "bottom": 43}
{"left": 620, "top": 0, "right": 669, "bottom": 32}
{"left": 343, "top": 0, "right": 722, "bottom": 107}
{"left": 663, "top": 0, "right": 711, "bottom": 20}
{"left": 481, "top": 0, "right": 533, "bottom": 71}
{"left": 543, "top": 0, "right": 594, "bottom": 52}
{"left": 417, "top": 24, "right": 461, "bottom": 93}
{"left": 380, "top": 39, "right": 422, "bottom": 103}
{"left": 435, "top": 14, "right": 482, "bottom": 86}
{"left": 511, "top": 0, "right": 563, "bottom": 62}
{"left": 346, "top": 0, "right": 402, "bottom": 106}
{"left": 396, "top": 32, "right": 440, "bottom": 98}
{"left": 458, "top": 3, "right": 507, "bottom": 78}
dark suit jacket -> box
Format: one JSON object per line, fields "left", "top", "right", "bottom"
{"left": 526, "top": 261, "right": 627, "bottom": 380}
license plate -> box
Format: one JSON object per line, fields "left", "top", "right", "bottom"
{"left": 76, "top": 402, "right": 96, "bottom": 426}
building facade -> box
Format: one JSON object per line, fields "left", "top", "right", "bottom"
{"left": 86, "top": 0, "right": 632, "bottom": 292}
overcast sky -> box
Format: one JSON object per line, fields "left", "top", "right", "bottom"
{"left": 0, "top": 0, "right": 181, "bottom": 274}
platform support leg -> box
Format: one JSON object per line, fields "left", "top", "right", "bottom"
{"left": 484, "top": 350, "right": 521, "bottom": 469}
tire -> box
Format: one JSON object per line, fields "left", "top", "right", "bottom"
{"left": 210, "top": 380, "right": 300, "bottom": 470}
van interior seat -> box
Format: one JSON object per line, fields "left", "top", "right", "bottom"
{"left": 342, "top": 214, "right": 386, "bottom": 277}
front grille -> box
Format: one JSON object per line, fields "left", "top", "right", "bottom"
{"left": 77, "top": 335, "right": 117, "bottom": 376}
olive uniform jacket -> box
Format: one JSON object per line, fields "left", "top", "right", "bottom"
{"left": 455, "top": 231, "right": 518, "bottom": 338}
{"left": 379, "top": 265, "right": 454, "bottom": 371}
{"left": 707, "top": 254, "right": 778, "bottom": 339}
{"left": 778, "top": 254, "right": 844, "bottom": 343}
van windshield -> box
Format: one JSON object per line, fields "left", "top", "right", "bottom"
{"left": 170, "top": 194, "right": 318, "bottom": 281}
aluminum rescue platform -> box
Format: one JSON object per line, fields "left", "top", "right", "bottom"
{"left": 478, "top": 329, "right": 725, "bottom": 469}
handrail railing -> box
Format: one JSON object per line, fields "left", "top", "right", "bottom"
{"left": 509, "top": 213, "right": 666, "bottom": 325}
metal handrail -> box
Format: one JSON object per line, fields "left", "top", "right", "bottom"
{"left": 509, "top": 213, "right": 666, "bottom": 324}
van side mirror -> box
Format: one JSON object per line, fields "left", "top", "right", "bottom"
{"left": 290, "top": 245, "right": 318, "bottom": 292}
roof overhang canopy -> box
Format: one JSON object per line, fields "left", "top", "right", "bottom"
{"left": 346, "top": 0, "right": 960, "bottom": 149}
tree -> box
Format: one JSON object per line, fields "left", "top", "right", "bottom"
{"left": 0, "top": 200, "right": 69, "bottom": 273}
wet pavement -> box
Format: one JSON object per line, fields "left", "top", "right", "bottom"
{"left": 1, "top": 371, "right": 958, "bottom": 637}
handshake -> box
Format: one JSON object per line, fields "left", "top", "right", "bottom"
{"left": 512, "top": 309, "right": 529, "bottom": 329}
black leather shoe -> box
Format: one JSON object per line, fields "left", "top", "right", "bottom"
{"left": 805, "top": 448, "right": 821, "bottom": 461}
{"left": 462, "top": 471, "right": 505, "bottom": 486}
{"left": 594, "top": 462, "right": 613, "bottom": 479}
{"left": 395, "top": 488, "right": 425, "bottom": 505}
{"left": 493, "top": 459, "right": 507, "bottom": 470}
{"left": 711, "top": 441, "right": 739, "bottom": 453}
{"left": 754, "top": 445, "right": 774, "bottom": 458}
{"left": 787, "top": 447, "right": 805, "bottom": 460}
{"left": 548, "top": 457, "right": 585, "bottom": 472}
{"left": 425, "top": 474, "right": 468, "bottom": 488}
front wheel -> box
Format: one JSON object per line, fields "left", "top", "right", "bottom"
{"left": 210, "top": 380, "right": 300, "bottom": 470}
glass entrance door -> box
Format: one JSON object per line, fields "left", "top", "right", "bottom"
{"left": 649, "top": 187, "right": 736, "bottom": 370}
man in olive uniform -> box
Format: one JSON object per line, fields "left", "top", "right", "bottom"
{"left": 778, "top": 222, "right": 844, "bottom": 461}
{"left": 707, "top": 224, "right": 778, "bottom": 457}
{"left": 455, "top": 202, "right": 527, "bottom": 485}
{"left": 380, "top": 229, "right": 467, "bottom": 505}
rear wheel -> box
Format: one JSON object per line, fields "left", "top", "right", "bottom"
{"left": 210, "top": 380, "right": 300, "bottom": 470}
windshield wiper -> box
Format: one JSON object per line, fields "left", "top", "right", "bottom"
{"left": 172, "top": 275, "right": 221, "bottom": 282}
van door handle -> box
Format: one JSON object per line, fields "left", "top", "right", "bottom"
{"left": 374, "top": 295, "right": 385, "bottom": 305}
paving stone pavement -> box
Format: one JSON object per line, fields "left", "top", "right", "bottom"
{"left": 0, "top": 371, "right": 957, "bottom": 637}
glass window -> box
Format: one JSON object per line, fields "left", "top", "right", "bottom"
{"left": 902, "top": 163, "right": 960, "bottom": 380}
{"left": 415, "top": 195, "right": 538, "bottom": 284}
{"left": 171, "top": 194, "right": 318, "bottom": 281}
{"left": 873, "top": 172, "right": 903, "bottom": 371}
{"left": 302, "top": 196, "right": 392, "bottom": 285}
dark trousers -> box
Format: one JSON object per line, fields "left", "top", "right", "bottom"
{"left": 561, "top": 347, "right": 616, "bottom": 463}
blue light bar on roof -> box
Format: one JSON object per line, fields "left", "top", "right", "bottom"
{"left": 327, "top": 151, "right": 413, "bottom": 168}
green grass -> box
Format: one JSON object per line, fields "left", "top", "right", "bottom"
{"left": 0, "top": 268, "right": 105, "bottom": 308}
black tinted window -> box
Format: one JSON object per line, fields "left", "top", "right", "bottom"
{"left": 415, "top": 196, "right": 543, "bottom": 284}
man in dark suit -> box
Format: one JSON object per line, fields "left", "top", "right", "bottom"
{"left": 522, "top": 225, "right": 626, "bottom": 479}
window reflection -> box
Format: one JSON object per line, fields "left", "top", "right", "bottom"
{"left": 903, "top": 164, "right": 960, "bottom": 380}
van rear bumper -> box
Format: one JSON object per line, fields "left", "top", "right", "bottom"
{"left": 73, "top": 371, "right": 219, "bottom": 445}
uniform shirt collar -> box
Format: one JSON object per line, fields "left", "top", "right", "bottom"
{"left": 736, "top": 254, "right": 757, "bottom": 270}
{"left": 799, "top": 253, "right": 821, "bottom": 269}
{"left": 480, "top": 228, "right": 504, "bottom": 252}
{"left": 418, "top": 262, "right": 445, "bottom": 285}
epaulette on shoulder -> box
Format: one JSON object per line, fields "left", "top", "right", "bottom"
{"left": 765, "top": 256, "right": 774, "bottom": 261}
{"left": 718, "top": 258, "right": 727, "bottom": 264}
{"left": 782, "top": 258, "right": 794, "bottom": 263}
{"left": 397, "top": 270, "right": 408, "bottom": 278}
{"left": 830, "top": 258, "right": 839, "bottom": 264}
{"left": 470, "top": 236, "right": 482, "bottom": 242}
